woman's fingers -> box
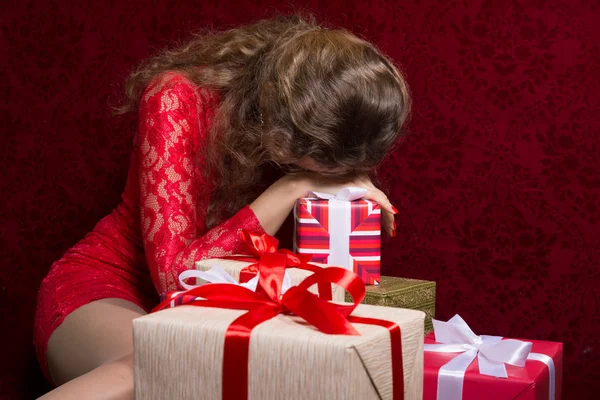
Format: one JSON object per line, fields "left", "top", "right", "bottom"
{"left": 383, "top": 209, "right": 396, "bottom": 237}
{"left": 354, "top": 177, "right": 397, "bottom": 237}
{"left": 365, "top": 187, "right": 393, "bottom": 213}
{"left": 361, "top": 187, "right": 396, "bottom": 236}
{"left": 305, "top": 173, "right": 398, "bottom": 237}
{"left": 353, "top": 176, "right": 397, "bottom": 212}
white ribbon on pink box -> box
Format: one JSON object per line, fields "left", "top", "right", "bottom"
{"left": 424, "top": 315, "right": 556, "bottom": 400}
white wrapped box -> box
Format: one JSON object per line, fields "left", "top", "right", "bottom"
{"left": 195, "top": 258, "right": 346, "bottom": 302}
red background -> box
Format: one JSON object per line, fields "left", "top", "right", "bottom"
{"left": 2, "top": 0, "right": 599, "bottom": 398}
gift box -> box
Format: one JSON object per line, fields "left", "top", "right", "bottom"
{"left": 134, "top": 303, "right": 425, "bottom": 400}
{"left": 135, "top": 229, "right": 426, "bottom": 400}
{"left": 424, "top": 315, "right": 563, "bottom": 400}
{"left": 294, "top": 188, "right": 381, "bottom": 285}
{"left": 345, "top": 276, "right": 436, "bottom": 333}
{"left": 195, "top": 257, "right": 346, "bottom": 302}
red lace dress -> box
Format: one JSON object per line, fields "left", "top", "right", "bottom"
{"left": 33, "top": 71, "right": 268, "bottom": 384}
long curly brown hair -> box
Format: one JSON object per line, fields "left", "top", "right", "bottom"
{"left": 117, "top": 13, "right": 411, "bottom": 228}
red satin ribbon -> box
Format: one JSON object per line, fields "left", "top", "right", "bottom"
{"left": 348, "top": 316, "right": 405, "bottom": 399}
{"left": 153, "top": 231, "right": 404, "bottom": 399}
{"left": 221, "top": 231, "right": 333, "bottom": 300}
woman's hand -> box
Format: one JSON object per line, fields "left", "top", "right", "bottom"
{"left": 249, "top": 173, "right": 313, "bottom": 236}
{"left": 250, "top": 172, "right": 397, "bottom": 237}
{"left": 301, "top": 173, "right": 397, "bottom": 237}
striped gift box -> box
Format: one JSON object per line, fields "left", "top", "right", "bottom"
{"left": 293, "top": 198, "right": 381, "bottom": 285}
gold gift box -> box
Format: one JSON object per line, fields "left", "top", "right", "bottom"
{"left": 345, "top": 276, "right": 436, "bottom": 333}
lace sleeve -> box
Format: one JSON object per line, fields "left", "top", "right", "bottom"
{"left": 138, "top": 73, "right": 266, "bottom": 294}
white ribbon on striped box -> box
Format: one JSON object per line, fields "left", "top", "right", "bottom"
{"left": 294, "top": 187, "right": 381, "bottom": 277}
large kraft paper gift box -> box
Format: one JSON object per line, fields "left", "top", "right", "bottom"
{"left": 345, "top": 276, "right": 436, "bottom": 333}
{"left": 195, "top": 257, "right": 346, "bottom": 303}
{"left": 133, "top": 242, "right": 426, "bottom": 400}
{"left": 134, "top": 304, "right": 425, "bottom": 399}
{"left": 294, "top": 188, "right": 382, "bottom": 285}
{"left": 423, "top": 315, "right": 563, "bottom": 400}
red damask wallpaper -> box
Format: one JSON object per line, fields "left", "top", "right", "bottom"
{"left": 2, "top": 0, "right": 598, "bottom": 398}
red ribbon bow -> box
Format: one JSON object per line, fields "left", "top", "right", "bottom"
{"left": 222, "top": 230, "right": 333, "bottom": 300}
{"left": 153, "top": 230, "right": 404, "bottom": 399}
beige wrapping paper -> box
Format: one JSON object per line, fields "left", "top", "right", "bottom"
{"left": 133, "top": 303, "right": 424, "bottom": 400}
{"left": 195, "top": 258, "right": 346, "bottom": 302}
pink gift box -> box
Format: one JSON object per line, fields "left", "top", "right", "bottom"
{"left": 424, "top": 332, "right": 563, "bottom": 399}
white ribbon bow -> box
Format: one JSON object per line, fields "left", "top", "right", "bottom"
{"left": 178, "top": 265, "right": 293, "bottom": 294}
{"left": 425, "top": 315, "right": 556, "bottom": 400}
{"left": 308, "top": 187, "right": 368, "bottom": 201}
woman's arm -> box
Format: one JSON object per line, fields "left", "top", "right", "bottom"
{"left": 138, "top": 73, "right": 395, "bottom": 294}
{"left": 138, "top": 73, "right": 275, "bottom": 294}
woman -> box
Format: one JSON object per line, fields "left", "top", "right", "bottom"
{"left": 35, "top": 13, "right": 410, "bottom": 399}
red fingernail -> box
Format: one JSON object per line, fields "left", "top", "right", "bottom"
{"left": 393, "top": 222, "right": 397, "bottom": 230}
{"left": 391, "top": 230, "right": 396, "bottom": 237}
{"left": 391, "top": 206, "right": 399, "bottom": 214}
